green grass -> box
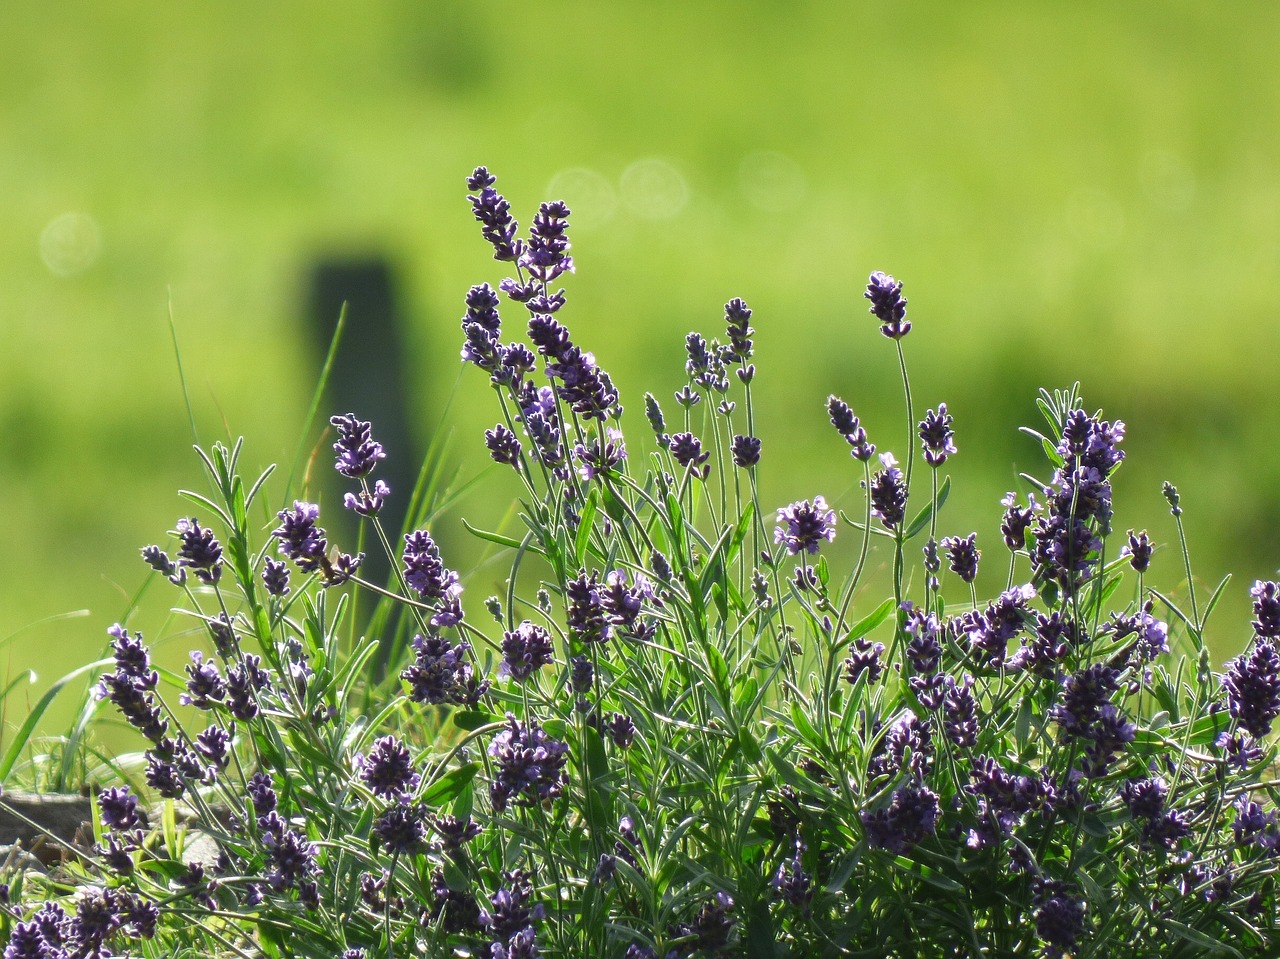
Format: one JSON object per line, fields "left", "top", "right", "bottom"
{"left": 3, "top": 0, "right": 1280, "bottom": 740}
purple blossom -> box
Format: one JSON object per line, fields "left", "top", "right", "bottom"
{"left": 141, "top": 544, "right": 185, "bottom": 586}
{"left": 402, "top": 529, "right": 461, "bottom": 605}
{"left": 488, "top": 714, "right": 570, "bottom": 812}
{"left": 358, "top": 735, "right": 421, "bottom": 798}
{"left": 1051, "top": 664, "right": 1120, "bottom": 738}
{"left": 771, "top": 845, "right": 813, "bottom": 914}
{"left": 843, "top": 637, "right": 886, "bottom": 685}
{"left": 999, "top": 491, "right": 1038, "bottom": 551}
{"left": 941, "top": 533, "right": 980, "bottom": 583}
{"left": 247, "top": 772, "right": 277, "bottom": 816}
{"left": 918, "top": 403, "right": 956, "bottom": 467}
{"left": 194, "top": 725, "right": 232, "bottom": 771}
{"left": 566, "top": 572, "right": 611, "bottom": 645}
{"left": 181, "top": 650, "right": 225, "bottom": 709}
{"left": 329, "top": 413, "right": 385, "bottom": 479}
{"left": 827, "top": 395, "right": 875, "bottom": 461}
{"left": 226, "top": 654, "right": 271, "bottom": 721}
{"left": 774, "top": 496, "right": 837, "bottom": 555}
{"left": 605, "top": 712, "right": 636, "bottom": 749}
{"left": 98, "top": 786, "right": 142, "bottom": 832}
{"left": 903, "top": 604, "right": 943, "bottom": 673}
{"left": 371, "top": 801, "right": 429, "bottom": 856}
{"left": 677, "top": 891, "right": 736, "bottom": 954}
{"left": 865, "top": 454, "right": 907, "bottom": 529}
{"left": 960, "top": 584, "right": 1035, "bottom": 668}
{"left": 429, "top": 813, "right": 483, "bottom": 853}
{"left": 1032, "top": 881, "right": 1084, "bottom": 959}
{"left": 344, "top": 479, "right": 390, "bottom": 517}
{"left": 259, "top": 810, "right": 319, "bottom": 891}
{"left": 942, "top": 675, "right": 979, "bottom": 748}
{"left": 669, "top": 432, "right": 710, "bottom": 479}
{"left": 522, "top": 199, "right": 573, "bottom": 285}
{"left": 574, "top": 428, "right": 626, "bottom": 480}
{"left": 1251, "top": 580, "right": 1280, "bottom": 638}
{"left": 272, "top": 501, "right": 329, "bottom": 573}
{"left": 730, "top": 434, "right": 761, "bottom": 468}
{"left": 466, "top": 167, "right": 521, "bottom": 262}
{"left": 486, "top": 424, "right": 523, "bottom": 467}
{"left": 174, "top": 517, "right": 223, "bottom": 585}
{"left": 861, "top": 781, "right": 939, "bottom": 854}
{"left": 865, "top": 270, "right": 909, "bottom": 339}
{"left": 401, "top": 634, "right": 485, "bottom": 706}
{"left": 262, "top": 557, "right": 290, "bottom": 596}
{"left": 570, "top": 655, "right": 594, "bottom": 694}
{"left": 724, "top": 298, "right": 754, "bottom": 362}
{"left": 500, "top": 622, "right": 556, "bottom": 682}
{"left": 1122, "top": 529, "right": 1153, "bottom": 573}
{"left": 1223, "top": 637, "right": 1280, "bottom": 738}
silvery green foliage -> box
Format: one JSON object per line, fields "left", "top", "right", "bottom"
{"left": 5, "top": 172, "right": 1280, "bottom": 959}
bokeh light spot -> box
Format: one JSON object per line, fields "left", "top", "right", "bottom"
{"left": 39, "top": 212, "right": 102, "bottom": 277}
{"left": 546, "top": 167, "right": 618, "bottom": 231}
{"left": 620, "top": 158, "right": 689, "bottom": 221}
{"left": 738, "top": 150, "right": 807, "bottom": 213}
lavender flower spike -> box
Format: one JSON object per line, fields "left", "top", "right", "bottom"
{"left": 917, "top": 403, "right": 956, "bottom": 467}
{"left": 330, "top": 413, "right": 385, "bottom": 479}
{"left": 865, "top": 270, "right": 909, "bottom": 339}
{"left": 774, "top": 496, "right": 837, "bottom": 555}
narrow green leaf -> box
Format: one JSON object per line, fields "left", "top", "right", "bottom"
{"left": 461, "top": 519, "right": 546, "bottom": 556}
{"left": 421, "top": 763, "right": 480, "bottom": 807}
{"left": 0, "top": 659, "right": 112, "bottom": 781}
{"left": 848, "top": 597, "right": 896, "bottom": 643}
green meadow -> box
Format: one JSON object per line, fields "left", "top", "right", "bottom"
{"left": 4, "top": 0, "right": 1280, "bottom": 738}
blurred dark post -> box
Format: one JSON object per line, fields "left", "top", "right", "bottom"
{"left": 306, "top": 257, "right": 417, "bottom": 588}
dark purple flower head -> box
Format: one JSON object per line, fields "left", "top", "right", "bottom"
{"left": 937, "top": 674, "right": 978, "bottom": 748}
{"left": 486, "top": 424, "right": 523, "bottom": 468}
{"left": 1106, "top": 605, "right": 1169, "bottom": 663}
{"left": 467, "top": 167, "right": 522, "bottom": 262}
{"left": 865, "top": 270, "right": 909, "bottom": 339}
{"left": 827, "top": 395, "right": 876, "bottom": 461}
{"left": 903, "top": 604, "right": 943, "bottom": 674}
{"left": 429, "top": 813, "right": 483, "bottom": 853}
{"left": 918, "top": 404, "right": 956, "bottom": 467}
{"left": 344, "top": 479, "right": 390, "bottom": 517}
{"left": 1122, "top": 529, "right": 1154, "bottom": 573}
{"left": 273, "top": 501, "right": 329, "bottom": 573}
{"left": 724, "top": 298, "right": 754, "bottom": 362}
{"left": 869, "top": 713, "right": 935, "bottom": 780}
{"left": 941, "top": 533, "right": 980, "bottom": 584}
{"left": 1121, "top": 776, "right": 1167, "bottom": 820}
{"left": 569, "top": 655, "right": 594, "bottom": 695}
{"left": 194, "top": 725, "right": 232, "bottom": 771}
{"left": 677, "top": 891, "right": 736, "bottom": 954}
{"left": 1059, "top": 409, "right": 1126, "bottom": 477}
{"left": 372, "top": 801, "right": 429, "bottom": 856}
{"left": 401, "top": 634, "right": 484, "bottom": 706}
{"left": 358, "top": 735, "right": 421, "bottom": 798}
{"left": 141, "top": 544, "right": 185, "bottom": 586}
{"left": 1031, "top": 513, "right": 1103, "bottom": 590}
{"left": 862, "top": 781, "right": 939, "bottom": 854}
{"left": 865, "top": 454, "right": 907, "bottom": 529}
{"left": 403, "top": 529, "right": 461, "bottom": 605}
{"left": 685, "top": 332, "right": 730, "bottom": 393}
{"left": 731, "top": 434, "right": 761, "bottom": 468}
{"left": 262, "top": 557, "right": 290, "bottom": 596}
{"left": 566, "top": 572, "right": 611, "bottom": 645}
{"left": 774, "top": 496, "right": 837, "bottom": 555}
{"left": 669, "top": 432, "right": 710, "bottom": 479}
{"left": 500, "top": 622, "right": 555, "bottom": 682}
{"left": 488, "top": 714, "right": 570, "bottom": 812}
{"left": 1223, "top": 637, "right": 1280, "bottom": 738}
{"left": 574, "top": 427, "right": 626, "bottom": 481}
{"left": 259, "top": 811, "right": 320, "bottom": 891}
{"left": 226, "top": 654, "right": 271, "bottom": 721}
{"left": 98, "top": 786, "right": 142, "bottom": 832}
{"left": 174, "top": 517, "right": 223, "bottom": 585}
{"left": 330, "top": 413, "right": 385, "bottom": 479}
{"left": 521, "top": 199, "right": 573, "bottom": 284}
{"left": 1033, "top": 881, "right": 1084, "bottom": 959}
{"left": 1251, "top": 580, "right": 1280, "bottom": 639}
{"left": 181, "top": 650, "right": 225, "bottom": 709}
{"left": 1052, "top": 663, "right": 1120, "bottom": 737}
{"left": 606, "top": 712, "right": 637, "bottom": 749}
{"left": 771, "top": 844, "right": 813, "bottom": 914}
{"left": 844, "top": 638, "right": 886, "bottom": 685}
{"left": 247, "top": 772, "right": 277, "bottom": 816}
{"left": 999, "top": 491, "right": 1039, "bottom": 551}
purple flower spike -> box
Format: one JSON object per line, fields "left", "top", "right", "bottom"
{"left": 918, "top": 403, "right": 956, "bottom": 467}
{"left": 499, "top": 622, "right": 555, "bottom": 682}
{"left": 1223, "top": 637, "right": 1280, "bottom": 738}
{"left": 467, "top": 167, "right": 522, "bottom": 262}
{"left": 358, "top": 735, "right": 422, "bottom": 798}
{"left": 330, "top": 413, "right": 385, "bottom": 479}
{"left": 865, "top": 270, "right": 909, "bottom": 339}
{"left": 174, "top": 518, "right": 223, "bottom": 585}
{"left": 774, "top": 497, "right": 837, "bottom": 555}
{"left": 941, "top": 533, "right": 980, "bottom": 584}
{"left": 344, "top": 480, "right": 390, "bottom": 517}
{"left": 731, "top": 434, "right": 761, "bottom": 468}
{"left": 865, "top": 454, "right": 907, "bottom": 529}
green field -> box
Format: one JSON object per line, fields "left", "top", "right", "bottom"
{"left": 4, "top": 0, "right": 1280, "bottom": 740}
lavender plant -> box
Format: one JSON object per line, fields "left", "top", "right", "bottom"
{"left": 4, "top": 168, "right": 1280, "bottom": 959}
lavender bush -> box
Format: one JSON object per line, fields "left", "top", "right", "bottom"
{"left": 3, "top": 168, "right": 1279, "bottom": 958}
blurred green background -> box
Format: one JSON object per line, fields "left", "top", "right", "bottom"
{"left": 5, "top": 0, "right": 1280, "bottom": 740}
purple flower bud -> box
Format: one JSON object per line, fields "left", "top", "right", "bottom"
{"left": 358, "top": 735, "right": 421, "bottom": 798}
{"left": 485, "top": 424, "right": 523, "bottom": 468}
{"left": 827, "top": 395, "right": 875, "bottom": 461}
{"left": 774, "top": 497, "right": 837, "bottom": 555}
{"left": 174, "top": 517, "right": 223, "bottom": 585}
{"left": 731, "top": 434, "right": 761, "bottom": 468}
{"left": 941, "top": 532, "right": 980, "bottom": 583}
{"left": 865, "top": 455, "right": 907, "bottom": 529}
{"left": 499, "top": 622, "right": 555, "bottom": 682}
{"left": 865, "top": 271, "right": 909, "bottom": 339}
{"left": 1122, "top": 528, "right": 1153, "bottom": 572}
{"left": 918, "top": 403, "right": 956, "bottom": 467}
{"left": 669, "top": 432, "right": 710, "bottom": 479}
{"left": 330, "top": 413, "right": 385, "bottom": 479}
